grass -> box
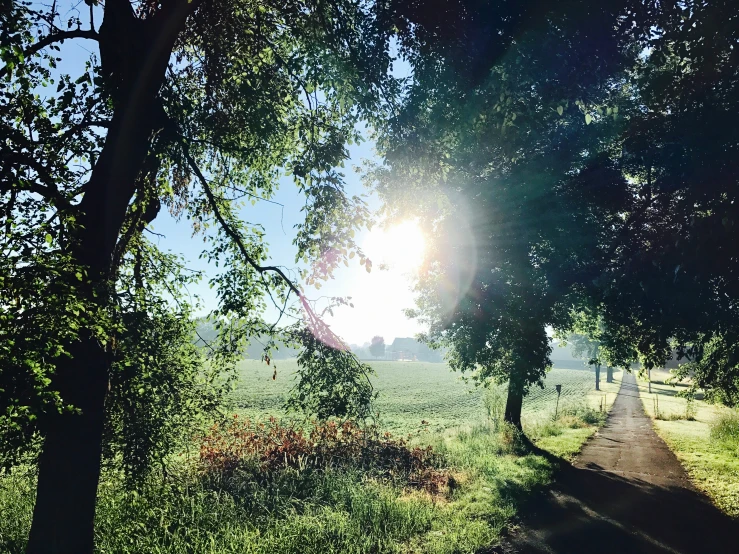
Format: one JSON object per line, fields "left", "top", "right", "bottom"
{"left": 637, "top": 368, "right": 739, "bottom": 517}
{"left": 229, "top": 360, "right": 484, "bottom": 435}
{"left": 0, "top": 363, "right": 617, "bottom": 553}
{"left": 521, "top": 367, "right": 622, "bottom": 459}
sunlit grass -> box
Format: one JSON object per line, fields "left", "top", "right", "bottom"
{"left": 637, "top": 368, "right": 739, "bottom": 517}
{"left": 1, "top": 363, "right": 615, "bottom": 553}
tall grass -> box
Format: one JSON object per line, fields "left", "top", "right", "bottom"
{"left": 0, "top": 424, "right": 560, "bottom": 554}
{"left": 710, "top": 410, "right": 739, "bottom": 455}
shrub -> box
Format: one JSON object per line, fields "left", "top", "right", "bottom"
{"left": 499, "top": 422, "right": 529, "bottom": 454}
{"left": 483, "top": 385, "right": 506, "bottom": 431}
{"left": 199, "top": 416, "right": 449, "bottom": 494}
{"left": 560, "top": 404, "right": 605, "bottom": 426}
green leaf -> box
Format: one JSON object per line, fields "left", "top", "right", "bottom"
{"left": 45, "top": 234, "right": 52, "bottom": 244}
{"left": 557, "top": 105, "right": 564, "bottom": 116}
{"left": 585, "top": 114, "right": 592, "bottom": 125}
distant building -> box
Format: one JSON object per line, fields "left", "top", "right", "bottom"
{"left": 384, "top": 337, "right": 443, "bottom": 362}
{"left": 549, "top": 339, "right": 588, "bottom": 369}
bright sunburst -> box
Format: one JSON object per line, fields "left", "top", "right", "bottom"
{"left": 364, "top": 220, "right": 426, "bottom": 274}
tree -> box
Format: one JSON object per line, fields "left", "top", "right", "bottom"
{"left": 583, "top": 0, "right": 739, "bottom": 404}
{"left": 569, "top": 333, "right": 603, "bottom": 391}
{"left": 369, "top": 335, "right": 386, "bottom": 359}
{"left": 1, "top": 1, "right": 396, "bottom": 551}
{"left": 374, "top": 0, "right": 643, "bottom": 427}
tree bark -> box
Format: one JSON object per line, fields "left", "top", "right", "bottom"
{"left": 26, "top": 339, "right": 109, "bottom": 554}
{"left": 25, "top": 4, "right": 190, "bottom": 552}
{"left": 595, "top": 363, "right": 601, "bottom": 391}
{"left": 606, "top": 366, "right": 613, "bottom": 383}
{"left": 504, "top": 381, "right": 525, "bottom": 429}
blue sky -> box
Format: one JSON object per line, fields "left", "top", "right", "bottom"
{"left": 151, "top": 134, "right": 426, "bottom": 345}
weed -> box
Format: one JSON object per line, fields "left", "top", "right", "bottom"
{"left": 483, "top": 386, "right": 506, "bottom": 431}
{"left": 199, "top": 416, "right": 448, "bottom": 494}
{"left": 711, "top": 411, "right": 739, "bottom": 453}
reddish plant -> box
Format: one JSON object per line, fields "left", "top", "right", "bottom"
{"left": 199, "top": 415, "right": 448, "bottom": 493}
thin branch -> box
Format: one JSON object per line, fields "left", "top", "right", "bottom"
{"left": 1, "top": 155, "right": 74, "bottom": 211}
{"left": 182, "top": 142, "right": 302, "bottom": 298}
{"left": 0, "top": 29, "right": 99, "bottom": 80}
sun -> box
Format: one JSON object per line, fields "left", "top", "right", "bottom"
{"left": 364, "top": 220, "right": 426, "bottom": 274}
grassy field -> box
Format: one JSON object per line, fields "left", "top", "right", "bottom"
{"left": 229, "top": 360, "right": 484, "bottom": 435}
{"left": 637, "top": 368, "right": 739, "bottom": 517}
{"left": 231, "top": 359, "right": 621, "bottom": 457}
{"left": 0, "top": 362, "right": 620, "bottom": 554}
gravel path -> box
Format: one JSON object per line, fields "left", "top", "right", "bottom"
{"left": 500, "top": 372, "right": 739, "bottom": 553}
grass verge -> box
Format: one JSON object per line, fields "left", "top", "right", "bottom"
{"left": 637, "top": 368, "right": 739, "bottom": 517}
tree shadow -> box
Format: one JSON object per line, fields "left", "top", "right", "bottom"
{"left": 492, "top": 460, "right": 739, "bottom": 553}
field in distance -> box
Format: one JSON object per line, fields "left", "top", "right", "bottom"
{"left": 228, "top": 359, "right": 617, "bottom": 437}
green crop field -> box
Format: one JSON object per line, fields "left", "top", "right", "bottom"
{"left": 229, "top": 359, "right": 483, "bottom": 435}
{"left": 228, "top": 359, "right": 616, "bottom": 437}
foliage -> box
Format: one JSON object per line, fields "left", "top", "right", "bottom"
{"left": 369, "top": 335, "right": 386, "bottom": 359}
{"left": 483, "top": 385, "right": 506, "bottom": 431}
{"left": 670, "top": 334, "right": 739, "bottom": 407}
{"left": 710, "top": 411, "right": 739, "bottom": 455}
{"left": 199, "top": 416, "right": 448, "bottom": 494}
{"left": 283, "top": 326, "right": 375, "bottom": 421}
{"left": 0, "top": 426, "right": 562, "bottom": 554}
{"left": 103, "top": 308, "right": 222, "bottom": 487}
{"left": 372, "top": 0, "right": 644, "bottom": 424}
{"left": 587, "top": 1, "right": 739, "bottom": 402}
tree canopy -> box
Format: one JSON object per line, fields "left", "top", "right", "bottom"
{"left": 374, "top": 0, "right": 739, "bottom": 421}
{"left": 373, "top": 0, "right": 643, "bottom": 425}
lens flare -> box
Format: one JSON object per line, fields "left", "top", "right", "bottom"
{"left": 364, "top": 220, "right": 426, "bottom": 274}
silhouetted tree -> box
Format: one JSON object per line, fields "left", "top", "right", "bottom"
{"left": 375, "top": 0, "right": 644, "bottom": 427}
{"left": 369, "top": 336, "right": 386, "bottom": 359}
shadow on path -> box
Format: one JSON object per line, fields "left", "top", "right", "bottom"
{"left": 495, "top": 373, "right": 739, "bottom": 554}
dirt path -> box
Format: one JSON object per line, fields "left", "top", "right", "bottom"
{"left": 499, "top": 372, "right": 739, "bottom": 553}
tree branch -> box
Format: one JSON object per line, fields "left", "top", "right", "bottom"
{"left": 1, "top": 153, "right": 75, "bottom": 210}
{"left": 0, "top": 29, "right": 99, "bottom": 80}
{"left": 181, "top": 141, "right": 302, "bottom": 298}
{"left": 181, "top": 139, "right": 361, "bottom": 358}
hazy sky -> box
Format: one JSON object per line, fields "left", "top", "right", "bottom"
{"left": 152, "top": 137, "right": 426, "bottom": 346}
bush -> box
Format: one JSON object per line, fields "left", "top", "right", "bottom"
{"left": 559, "top": 404, "right": 605, "bottom": 426}
{"left": 199, "top": 416, "right": 449, "bottom": 494}
{"left": 483, "top": 385, "right": 506, "bottom": 431}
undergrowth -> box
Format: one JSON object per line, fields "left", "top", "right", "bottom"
{"left": 0, "top": 419, "right": 563, "bottom": 554}
{"left": 200, "top": 416, "right": 448, "bottom": 493}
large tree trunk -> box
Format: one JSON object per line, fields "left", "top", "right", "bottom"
{"left": 504, "top": 381, "right": 525, "bottom": 429}
{"left": 595, "top": 363, "right": 601, "bottom": 391}
{"left": 606, "top": 366, "right": 613, "bottom": 383}
{"left": 25, "top": 4, "right": 189, "bottom": 552}
{"left": 26, "top": 339, "right": 109, "bottom": 554}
